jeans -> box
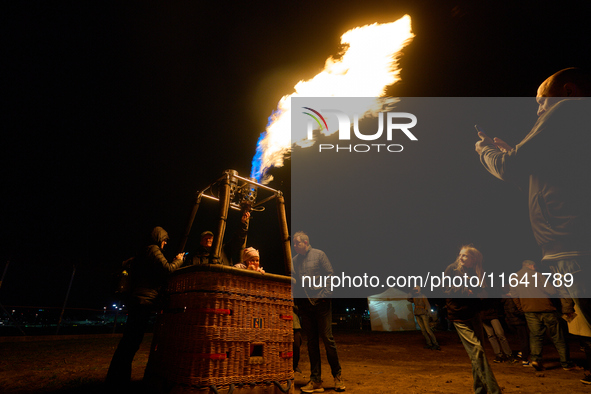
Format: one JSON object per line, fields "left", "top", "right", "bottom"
{"left": 524, "top": 311, "right": 569, "bottom": 367}
{"left": 299, "top": 299, "right": 341, "bottom": 382}
{"left": 416, "top": 314, "right": 438, "bottom": 347}
{"left": 543, "top": 256, "right": 591, "bottom": 326}
{"left": 482, "top": 319, "right": 512, "bottom": 357}
{"left": 453, "top": 315, "right": 501, "bottom": 394}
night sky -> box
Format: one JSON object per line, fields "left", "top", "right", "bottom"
{"left": 3, "top": 1, "right": 591, "bottom": 309}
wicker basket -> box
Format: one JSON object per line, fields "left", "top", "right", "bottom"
{"left": 146, "top": 264, "right": 294, "bottom": 393}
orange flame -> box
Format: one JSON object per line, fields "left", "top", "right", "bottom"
{"left": 251, "top": 15, "right": 414, "bottom": 183}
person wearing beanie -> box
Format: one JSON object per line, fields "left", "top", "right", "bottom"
{"left": 238, "top": 247, "right": 265, "bottom": 273}
{"left": 186, "top": 211, "right": 250, "bottom": 266}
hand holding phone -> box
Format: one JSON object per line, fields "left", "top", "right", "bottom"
{"left": 475, "top": 124, "right": 513, "bottom": 152}
{"left": 474, "top": 124, "right": 494, "bottom": 155}
{"left": 474, "top": 124, "right": 488, "bottom": 137}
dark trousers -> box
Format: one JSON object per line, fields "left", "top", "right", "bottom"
{"left": 581, "top": 336, "right": 591, "bottom": 372}
{"left": 106, "top": 304, "right": 151, "bottom": 384}
{"left": 299, "top": 299, "right": 341, "bottom": 382}
{"left": 508, "top": 323, "right": 530, "bottom": 360}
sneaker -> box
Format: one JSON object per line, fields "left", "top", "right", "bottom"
{"left": 531, "top": 361, "right": 544, "bottom": 371}
{"left": 433, "top": 345, "right": 441, "bottom": 351}
{"left": 494, "top": 355, "right": 505, "bottom": 363}
{"left": 334, "top": 375, "right": 345, "bottom": 392}
{"left": 581, "top": 374, "right": 591, "bottom": 385}
{"left": 301, "top": 381, "right": 324, "bottom": 393}
{"left": 522, "top": 361, "right": 532, "bottom": 367}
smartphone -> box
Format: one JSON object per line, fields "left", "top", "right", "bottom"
{"left": 475, "top": 124, "right": 492, "bottom": 141}
{"left": 184, "top": 252, "right": 189, "bottom": 256}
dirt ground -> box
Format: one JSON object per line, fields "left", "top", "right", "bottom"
{"left": 0, "top": 329, "right": 590, "bottom": 393}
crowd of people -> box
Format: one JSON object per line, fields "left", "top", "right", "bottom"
{"left": 439, "top": 245, "right": 590, "bottom": 394}
{"left": 105, "top": 67, "right": 591, "bottom": 393}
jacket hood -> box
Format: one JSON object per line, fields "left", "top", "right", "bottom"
{"left": 151, "top": 227, "right": 169, "bottom": 245}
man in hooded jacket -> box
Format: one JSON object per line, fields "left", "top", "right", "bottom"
{"left": 106, "top": 226, "right": 184, "bottom": 386}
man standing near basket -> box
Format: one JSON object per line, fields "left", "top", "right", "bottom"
{"left": 292, "top": 231, "right": 345, "bottom": 393}
{"left": 106, "top": 226, "right": 184, "bottom": 387}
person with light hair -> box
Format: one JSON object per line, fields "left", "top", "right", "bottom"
{"left": 444, "top": 245, "right": 501, "bottom": 394}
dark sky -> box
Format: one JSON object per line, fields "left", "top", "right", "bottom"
{"left": 3, "top": 0, "right": 591, "bottom": 309}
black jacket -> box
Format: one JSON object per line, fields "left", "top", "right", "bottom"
{"left": 480, "top": 299, "right": 503, "bottom": 322}
{"left": 130, "top": 227, "right": 183, "bottom": 306}
{"left": 501, "top": 296, "right": 526, "bottom": 326}
{"left": 189, "top": 219, "right": 248, "bottom": 266}
{"left": 480, "top": 99, "right": 591, "bottom": 259}
{"left": 444, "top": 261, "right": 483, "bottom": 322}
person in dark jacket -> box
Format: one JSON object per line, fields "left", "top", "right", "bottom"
{"left": 511, "top": 260, "right": 577, "bottom": 371}
{"left": 476, "top": 68, "right": 591, "bottom": 333}
{"left": 481, "top": 299, "right": 513, "bottom": 363}
{"left": 187, "top": 210, "right": 250, "bottom": 266}
{"left": 106, "top": 226, "right": 184, "bottom": 386}
{"left": 292, "top": 231, "right": 345, "bottom": 393}
{"left": 477, "top": 68, "right": 591, "bottom": 383}
{"left": 408, "top": 286, "right": 440, "bottom": 350}
{"left": 445, "top": 245, "right": 501, "bottom": 394}
{"left": 501, "top": 290, "right": 530, "bottom": 366}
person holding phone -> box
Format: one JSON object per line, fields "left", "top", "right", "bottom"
{"left": 475, "top": 68, "right": 591, "bottom": 384}
{"left": 106, "top": 226, "right": 184, "bottom": 387}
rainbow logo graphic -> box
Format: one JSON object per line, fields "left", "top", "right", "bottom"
{"left": 302, "top": 107, "right": 329, "bottom": 137}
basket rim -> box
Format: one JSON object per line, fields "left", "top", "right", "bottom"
{"left": 172, "top": 263, "right": 294, "bottom": 284}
